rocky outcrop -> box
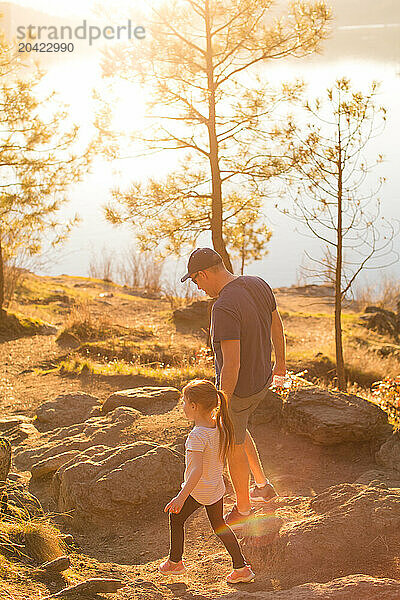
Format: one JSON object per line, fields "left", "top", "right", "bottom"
{"left": 359, "top": 304, "right": 400, "bottom": 339}
{"left": 281, "top": 387, "right": 390, "bottom": 445}
{"left": 38, "top": 555, "right": 71, "bottom": 574}
{"left": 242, "top": 483, "right": 400, "bottom": 588}
{"left": 172, "top": 299, "right": 212, "bottom": 330}
{"left": 55, "top": 331, "right": 80, "bottom": 349}
{"left": 0, "top": 416, "right": 39, "bottom": 443}
{"left": 52, "top": 578, "right": 125, "bottom": 597}
{"left": 31, "top": 451, "right": 81, "bottom": 481}
{"left": 102, "top": 386, "right": 180, "bottom": 415}
{"left": 35, "top": 392, "right": 102, "bottom": 429}
{"left": 229, "top": 575, "right": 400, "bottom": 600}
{"left": 15, "top": 407, "right": 141, "bottom": 473}
{"left": 52, "top": 442, "right": 183, "bottom": 524}
{"left": 275, "top": 284, "right": 335, "bottom": 297}
{"left": 376, "top": 434, "right": 400, "bottom": 473}
{"left": 355, "top": 469, "right": 400, "bottom": 488}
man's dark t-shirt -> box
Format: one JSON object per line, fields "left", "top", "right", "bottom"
{"left": 211, "top": 275, "right": 277, "bottom": 398}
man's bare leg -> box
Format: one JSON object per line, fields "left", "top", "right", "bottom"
{"left": 244, "top": 431, "right": 267, "bottom": 487}
{"left": 227, "top": 443, "right": 251, "bottom": 514}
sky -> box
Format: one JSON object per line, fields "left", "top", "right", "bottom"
{"left": 7, "top": 0, "right": 158, "bottom": 18}
{"left": 3, "top": 0, "right": 400, "bottom": 288}
{"left": 9, "top": 0, "right": 114, "bottom": 17}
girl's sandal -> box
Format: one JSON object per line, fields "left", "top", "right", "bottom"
{"left": 226, "top": 565, "right": 255, "bottom": 584}
{"left": 158, "top": 558, "right": 187, "bottom": 575}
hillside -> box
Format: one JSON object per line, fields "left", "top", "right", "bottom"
{"left": 0, "top": 272, "right": 399, "bottom": 599}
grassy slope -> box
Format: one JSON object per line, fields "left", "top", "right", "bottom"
{"left": 7, "top": 272, "right": 400, "bottom": 391}
{"left": 0, "top": 272, "right": 399, "bottom": 598}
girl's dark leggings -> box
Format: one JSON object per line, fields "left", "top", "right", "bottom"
{"left": 169, "top": 495, "right": 246, "bottom": 569}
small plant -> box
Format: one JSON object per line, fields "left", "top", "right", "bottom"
{"left": 271, "top": 370, "right": 310, "bottom": 400}
{"left": 371, "top": 376, "right": 400, "bottom": 430}
{"left": 0, "top": 519, "right": 66, "bottom": 564}
{"left": 62, "top": 300, "right": 116, "bottom": 341}
{"left": 116, "top": 246, "right": 165, "bottom": 292}
{"left": 88, "top": 246, "right": 115, "bottom": 281}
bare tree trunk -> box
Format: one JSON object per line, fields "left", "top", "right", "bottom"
{"left": 205, "top": 1, "right": 233, "bottom": 273}
{"left": 335, "top": 143, "right": 345, "bottom": 390}
{"left": 0, "top": 438, "right": 11, "bottom": 482}
{"left": 0, "top": 234, "right": 5, "bottom": 318}
{"left": 0, "top": 437, "right": 11, "bottom": 514}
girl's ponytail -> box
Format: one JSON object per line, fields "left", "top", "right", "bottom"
{"left": 215, "top": 390, "right": 235, "bottom": 462}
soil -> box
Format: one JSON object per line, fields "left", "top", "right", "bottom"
{"left": 0, "top": 278, "right": 397, "bottom": 599}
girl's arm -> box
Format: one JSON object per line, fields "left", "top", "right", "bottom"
{"left": 164, "top": 451, "right": 203, "bottom": 514}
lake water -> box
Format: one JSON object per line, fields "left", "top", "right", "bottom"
{"left": 7, "top": 3, "right": 400, "bottom": 290}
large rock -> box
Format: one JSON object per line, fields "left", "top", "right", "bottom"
{"left": 242, "top": 483, "right": 400, "bottom": 588}
{"left": 14, "top": 407, "right": 141, "bottom": 473}
{"left": 31, "top": 451, "right": 81, "bottom": 481}
{"left": 52, "top": 578, "right": 125, "bottom": 597}
{"left": 56, "top": 331, "right": 80, "bottom": 349}
{"left": 355, "top": 469, "right": 400, "bottom": 488}
{"left": 359, "top": 305, "right": 400, "bottom": 339}
{"left": 0, "top": 415, "right": 32, "bottom": 431}
{"left": 172, "top": 299, "right": 212, "bottom": 330}
{"left": 35, "top": 392, "right": 101, "bottom": 429}
{"left": 52, "top": 442, "right": 183, "bottom": 524}
{"left": 0, "top": 416, "right": 39, "bottom": 443}
{"left": 281, "top": 386, "right": 390, "bottom": 445}
{"left": 250, "top": 389, "right": 283, "bottom": 426}
{"left": 376, "top": 434, "right": 400, "bottom": 473}
{"left": 229, "top": 575, "right": 400, "bottom": 599}
{"left": 102, "top": 386, "right": 180, "bottom": 415}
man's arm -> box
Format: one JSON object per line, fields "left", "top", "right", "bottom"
{"left": 219, "top": 339, "right": 240, "bottom": 401}
{"left": 271, "top": 309, "right": 286, "bottom": 376}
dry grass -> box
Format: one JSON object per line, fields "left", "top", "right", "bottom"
{"left": 7, "top": 301, "right": 58, "bottom": 325}
{"left": 354, "top": 276, "right": 400, "bottom": 312}
{"left": 280, "top": 300, "right": 399, "bottom": 389}
{"left": 0, "top": 312, "right": 53, "bottom": 341}
{"left": 55, "top": 354, "right": 213, "bottom": 386}
{"left": 62, "top": 299, "right": 120, "bottom": 341}
{"left": 8, "top": 271, "right": 400, "bottom": 409}
{"left": 0, "top": 519, "right": 65, "bottom": 565}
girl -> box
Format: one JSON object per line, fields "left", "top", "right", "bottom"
{"left": 159, "top": 379, "right": 255, "bottom": 584}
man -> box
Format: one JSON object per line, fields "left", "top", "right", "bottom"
{"left": 181, "top": 247, "right": 286, "bottom": 527}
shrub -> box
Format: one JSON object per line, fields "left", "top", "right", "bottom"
{"left": 0, "top": 520, "right": 65, "bottom": 564}
{"left": 117, "top": 246, "right": 165, "bottom": 292}
{"left": 372, "top": 376, "right": 400, "bottom": 429}
{"left": 62, "top": 300, "right": 116, "bottom": 341}
{"left": 88, "top": 246, "right": 115, "bottom": 281}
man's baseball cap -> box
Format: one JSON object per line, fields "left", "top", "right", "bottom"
{"left": 181, "top": 247, "right": 223, "bottom": 282}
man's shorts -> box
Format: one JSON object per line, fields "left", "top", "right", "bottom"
{"left": 229, "top": 384, "right": 272, "bottom": 445}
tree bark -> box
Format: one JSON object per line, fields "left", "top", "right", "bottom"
{"left": 335, "top": 140, "right": 346, "bottom": 390}
{"left": 204, "top": 1, "right": 233, "bottom": 273}
{"left": 0, "top": 437, "right": 11, "bottom": 514}
{"left": 0, "top": 233, "right": 5, "bottom": 317}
